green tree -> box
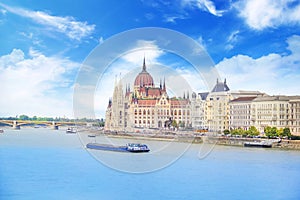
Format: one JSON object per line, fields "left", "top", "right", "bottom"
{"left": 171, "top": 120, "right": 178, "bottom": 128}
{"left": 231, "top": 128, "right": 245, "bottom": 136}
{"left": 265, "top": 126, "right": 278, "bottom": 138}
{"left": 282, "top": 127, "right": 291, "bottom": 138}
{"left": 19, "top": 115, "right": 29, "bottom": 120}
{"left": 223, "top": 129, "right": 230, "bottom": 135}
{"left": 277, "top": 128, "right": 284, "bottom": 137}
{"left": 248, "top": 126, "right": 260, "bottom": 136}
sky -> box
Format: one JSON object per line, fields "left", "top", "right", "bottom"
{"left": 0, "top": 0, "right": 300, "bottom": 118}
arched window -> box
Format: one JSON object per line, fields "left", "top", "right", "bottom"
{"left": 147, "top": 110, "right": 150, "bottom": 115}
{"left": 143, "top": 110, "right": 146, "bottom": 115}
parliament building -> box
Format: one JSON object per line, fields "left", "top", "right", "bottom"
{"left": 104, "top": 58, "right": 202, "bottom": 132}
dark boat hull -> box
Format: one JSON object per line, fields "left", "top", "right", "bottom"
{"left": 127, "top": 149, "right": 150, "bottom": 153}
{"left": 86, "top": 143, "right": 128, "bottom": 152}
{"left": 244, "top": 143, "right": 272, "bottom": 148}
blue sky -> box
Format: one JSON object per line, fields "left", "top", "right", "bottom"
{"left": 0, "top": 0, "right": 300, "bottom": 118}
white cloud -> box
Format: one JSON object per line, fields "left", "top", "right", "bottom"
{"left": 0, "top": 3, "right": 95, "bottom": 40}
{"left": 216, "top": 35, "right": 300, "bottom": 95}
{"left": 121, "top": 40, "right": 164, "bottom": 65}
{"left": 0, "top": 49, "right": 80, "bottom": 117}
{"left": 1, "top": 8, "right": 7, "bottom": 15}
{"left": 225, "top": 30, "right": 240, "bottom": 50}
{"left": 163, "top": 14, "right": 187, "bottom": 23}
{"left": 234, "top": 0, "right": 300, "bottom": 30}
{"left": 182, "top": 0, "right": 225, "bottom": 17}
{"left": 98, "top": 36, "right": 104, "bottom": 44}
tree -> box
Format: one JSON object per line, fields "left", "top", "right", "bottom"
{"left": 19, "top": 115, "right": 29, "bottom": 120}
{"left": 282, "top": 127, "right": 291, "bottom": 138}
{"left": 247, "top": 126, "right": 260, "bottom": 136}
{"left": 265, "top": 126, "right": 278, "bottom": 138}
{"left": 223, "top": 129, "right": 230, "bottom": 135}
{"left": 277, "top": 128, "right": 284, "bottom": 137}
{"left": 171, "top": 120, "right": 178, "bottom": 128}
{"left": 231, "top": 128, "right": 245, "bottom": 136}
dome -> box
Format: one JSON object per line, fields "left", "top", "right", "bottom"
{"left": 134, "top": 58, "right": 154, "bottom": 87}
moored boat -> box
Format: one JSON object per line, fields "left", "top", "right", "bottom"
{"left": 126, "top": 143, "right": 150, "bottom": 152}
{"left": 0, "top": 129, "right": 4, "bottom": 133}
{"left": 86, "top": 143, "right": 150, "bottom": 153}
{"left": 66, "top": 127, "right": 77, "bottom": 134}
{"left": 244, "top": 141, "right": 272, "bottom": 148}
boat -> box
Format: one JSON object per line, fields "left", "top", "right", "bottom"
{"left": 126, "top": 143, "right": 150, "bottom": 152}
{"left": 86, "top": 143, "right": 150, "bottom": 153}
{"left": 0, "top": 129, "right": 4, "bottom": 133}
{"left": 66, "top": 127, "right": 77, "bottom": 134}
{"left": 88, "top": 134, "right": 96, "bottom": 137}
{"left": 244, "top": 140, "right": 272, "bottom": 148}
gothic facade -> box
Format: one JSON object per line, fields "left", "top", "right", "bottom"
{"left": 105, "top": 58, "right": 200, "bottom": 132}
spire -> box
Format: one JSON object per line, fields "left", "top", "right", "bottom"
{"left": 142, "top": 56, "right": 146, "bottom": 71}
{"left": 183, "top": 91, "right": 186, "bottom": 99}
{"left": 160, "top": 78, "right": 162, "bottom": 89}
{"left": 224, "top": 78, "right": 227, "bottom": 84}
{"left": 187, "top": 91, "right": 189, "bottom": 99}
{"left": 163, "top": 77, "right": 166, "bottom": 91}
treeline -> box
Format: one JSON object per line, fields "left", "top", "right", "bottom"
{"left": 223, "top": 126, "right": 292, "bottom": 139}
{"left": 0, "top": 115, "right": 104, "bottom": 123}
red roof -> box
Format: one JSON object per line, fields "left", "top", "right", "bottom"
{"left": 170, "top": 99, "right": 190, "bottom": 106}
{"left": 148, "top": 88, "right": 161, "bottom": 97}
{"left": 137, "top": 99, "right": 157, "bottom": 106}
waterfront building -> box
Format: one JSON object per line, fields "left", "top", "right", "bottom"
{"left": 229, "top": 97, "right": 257, "bottom": 130}
{"left": 229, "top": 95, "right": 300, "bottom": 135}
{"left": 204, "top": 79, "right": 263, "bottom": 132}
{"left": 251, "top": 96, "right": 300, "bottom": 134}
{"left": 205, "top": 79, "right": 231, "bottom": 132}
{"left": 289, "top": 98, "right": 300, "bottom": 135}
{"left": 191, "top": 92, "right": 207, "bottom": 130}
{"left": 105, "top": 58, "right": 192, "bottom": 132}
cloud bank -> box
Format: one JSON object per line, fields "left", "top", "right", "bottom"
{"left": 0, "top": 3, "right": 95, "bottom": 40}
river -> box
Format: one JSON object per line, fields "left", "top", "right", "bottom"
{"left": 1, "top": 128, "right": 300, "bottom": 199}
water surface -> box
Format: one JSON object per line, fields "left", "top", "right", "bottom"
{"left": 1, "top": 128, "right": 300, "bottom": 200}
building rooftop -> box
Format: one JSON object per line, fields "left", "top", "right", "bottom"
{"left": 211, "top": 79, "right": 230, "bottom": 93}
{"left": 230, "top": 96, "right": 257, "bottom": 103}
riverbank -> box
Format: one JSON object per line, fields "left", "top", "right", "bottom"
{"left": 85, "top": 130, "right": 300, "bottom": 150}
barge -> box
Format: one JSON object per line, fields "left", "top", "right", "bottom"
{"left": 86, "top": 143, "right": 150, "bottom": 153}
{"left": 244, "top": 141, "right": 272, "bottom": 148}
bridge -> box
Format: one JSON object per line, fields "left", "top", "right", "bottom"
{"left": 0, "top": 120, "right": 87, "bottom": 130}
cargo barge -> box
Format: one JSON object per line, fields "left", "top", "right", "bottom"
{"left": 244, "top": 141, "right": 272, "bottom": 148}
{"left": 86, "top": 143, "right": 150, "bottom": 153}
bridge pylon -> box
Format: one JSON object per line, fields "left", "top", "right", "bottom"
{"left": 13, "top": 120, "right": 21, "bottom": 130}
{"left": 51, "top": 121, "right": 59, "bottom": 130}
